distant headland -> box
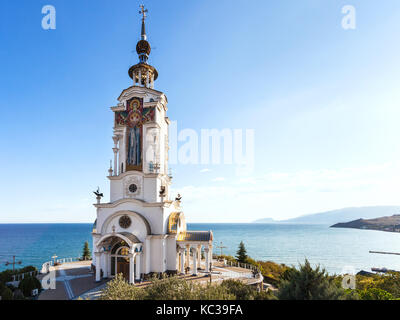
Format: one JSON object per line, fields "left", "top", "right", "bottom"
{"left": 253, "top": 206, "right": 400, "bottom": 225}
{"left": 331, "top": 214, "right": 400, "bottom": 233}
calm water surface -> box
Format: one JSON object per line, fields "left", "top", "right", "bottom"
{"left": 1, "top": 223, "right": 399, "bottom": 274}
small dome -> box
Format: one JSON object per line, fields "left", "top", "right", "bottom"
{"left": 136, "top": 40, "right": 151, "bottom": 56}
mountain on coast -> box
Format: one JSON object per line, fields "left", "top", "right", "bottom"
{"left": 253, "top": 206, "right": 400, "bottom": 225}
{"left": 331, "top": 215, "right": 400, "bottom": 233}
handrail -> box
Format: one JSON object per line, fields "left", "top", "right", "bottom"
{"left": 40, "top": 257, "right": 83, "bottom": 274}
{"left": 225, "top": 260, "right": 261, "bottom": 276}
{"left": 10, "top": 270, "right": 39, "bottom": 282}
{"left": 226, "top": 261, "right": 261, "bottom": 278}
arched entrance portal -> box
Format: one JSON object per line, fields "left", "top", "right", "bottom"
{"left": 95, "top": 233, "right": 143, "bottom": 284}
{"left": 112, "top": 244, "right": 131, "bottom": 280}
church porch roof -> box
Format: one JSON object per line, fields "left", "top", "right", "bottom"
{"left": 177, "top": 231, "right": 213, "bottom": 242}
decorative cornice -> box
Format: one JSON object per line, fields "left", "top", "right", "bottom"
{"left": 94, "top": 198, "right": 166, "bottom": 209}
{"left": 108, "top": 170, "right": 168, "bottom": 181}
{"left": 117, "top": 86, "right": 166, "bottom": 102}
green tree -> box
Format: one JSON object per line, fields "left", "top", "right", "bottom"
{"left": 101, "top": 274, "right": 237, "bottom": 300}
{"left": 221, "top": 279, "right": 258, "bottom": 300}
{"left": 18, "top": 275, "right": 41, "bottom": 297}
{"left": 100, "top": 274, "right": 145, "bottom": 300}
{"left": 358, "top": 287, "right": 393, "bottom": 300}
{"left": 145, "top": 275, "right": 194, "bottom": 300}
{"left": 0, "top": 270, "right": 14, "bottom": 284}
{"left": 1, "top": 287, "right": 13, "bottom": 300}
{"left": 277, "top": 259, "right": 347, "bottom": 300}
{"left": 236, "top": 241, "right": 247, "bottom": 263}
{"left": 82, "top": 241, "right": 91, "bottom": 261}
{"left": 145, "top": 276, "right": 235, "bottom": 300}
{"left": 0, "top": 282, "right": 6, "bottom": 294}
{"left": 379, "top": 272, "right": 400, "bottom": 298}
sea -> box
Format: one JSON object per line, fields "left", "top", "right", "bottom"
{"left": 0, "top": 223, "right": 399, "bottom": 275}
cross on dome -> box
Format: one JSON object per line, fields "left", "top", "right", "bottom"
{"left": 139, "top": 5, "right": 148, "bottom": 21}
{"left": 139, "top": 5, "right": 148, "bottom": 40}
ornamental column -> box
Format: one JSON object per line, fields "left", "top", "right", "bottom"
{"left": 145, "top": 236, "right": 152, "bottom": 274}
{"left": 150, "top": 74, "right": 154, "bottom": 89}
{"left": 112, "top": 136, "right": 119, "bottom": 176}
{"left": 106, "top": 253, "right": 111, "bottom": 278}
{"left": 192, "top": 247, "right": 198, "bottom": 276}
{"left": 135, "top": 254, "right": 141, "bottom": 280}
{"left": 138, "top": 69, "right": 142, "bottom": 86}
{"left": 179, "top": 248, "right": 185, "bottom": 274}
{"left": 204, "top": 247, "right": 210, "bottom": 273}
{"left": 102, "top": 253, "right": 108, "bottom": 278}
{"left": 95, "top": 252, "right": 101, "bottom": 282}
{"left": 134, "top": 71, "right": 138, "bottom": 85}
{"left": 129, "top": 253, "right": 135, "bottom": 284}
{"left": 197, "top": 245, "right": 202, "bottom": 269}
{"left": 209, "top": 244, "right": 213, "bottom": 267}
{"left": 185, "top": 244, "right": 190, "bottom": 269}
{"left": 146, "top": 70, "right": 150, "bottom": 87}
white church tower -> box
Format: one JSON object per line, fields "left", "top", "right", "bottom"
{"left": 91, "top": 6, "right": 213, "bottom": 284}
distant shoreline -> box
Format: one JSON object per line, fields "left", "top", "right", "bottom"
{"left": 331, "top": 215, "right": 400, "bottom": 233}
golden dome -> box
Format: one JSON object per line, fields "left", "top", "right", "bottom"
{"left": 136, "top": 40, "right": 151, "bottom": 56}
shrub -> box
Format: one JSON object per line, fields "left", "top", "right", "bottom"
{"left": 379, "top": 272, "right": 400, "bottom": 298}
{"left": 100, "top": 273, "right": 276, "bottom": 301}
{"left": 254, "top": 289, "right": 278, "bottom": 300}
{"left": 221, "top": 279, "right": 258, "bottom": 300}
{"left": 358, "top": 287, "right": 393, "bottom": 300}
{"left": 13, "top": 289, "right": 25, "bottom": 300}
{"left": 354, "top": 272, "right": 400, "bottom": 299}
{"left": 100, "top": 274, "right": 145, "bottom": 300}
{"left": 0, "top": 266, "right": 38, "bottom": 284}
{"left": 145, "top": 275, "right": 235, "bottom": 300}
{"left": 101, "top": 274, "right": 237, "bottom": 300}
{"left": 0, "top": 270, "right": 14, "bottom": 284}
{"left": 1, "top": 287, "right": 13, "bottom": 300}
{"left": 277, "top": 259, "right": 347, "bottom": 300}
{"left": 19, "top": 266, "right": 37, "bottom": 274}
{"left": 145, "top": 275, "right": 194, "bottom": 300}
{"left": 254, "top": 260, "right": 291, "bottom": 287}
{"left": 0, "top": 282, "right": 6, "bottom": 294}
{"left": 18, "top": 275, "right": 41, "bottom": 297}
{"left": 194, "top": 283, "right": 235, "bottom": 300}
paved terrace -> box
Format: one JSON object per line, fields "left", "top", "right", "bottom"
{"left": 38, "top": 260, "right": 262, "bottom": 300}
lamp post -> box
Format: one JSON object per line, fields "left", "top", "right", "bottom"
{"left": 5, "top": 256, "right": 22, "bottom": 272}
{"left": 215, "top": 242, "right": 227, "bottom": 258}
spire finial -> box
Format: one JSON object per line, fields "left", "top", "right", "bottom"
{"left": 128, "top": 5, "right": 158, "bottom": 86}
{"left": 139, "top": 5, "right": 148, "bottom": 41}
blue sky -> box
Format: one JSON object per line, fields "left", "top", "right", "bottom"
{"left": 0, "top": 0, "right": 400, "bottom": 223}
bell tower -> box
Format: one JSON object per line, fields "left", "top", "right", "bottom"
{"left": 92, "top": 7, "right": 213, "bottom": 281}
{"left": 108, "top": 6, "right": 170, "bottom": 204}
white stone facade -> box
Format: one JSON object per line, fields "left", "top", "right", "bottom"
{"left": 91, "top": 11, "right": 212, "bottom": 283}
{"left": 91, "top": 85, "right": 212, "bottom": 284}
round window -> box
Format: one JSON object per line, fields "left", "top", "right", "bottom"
{"left": 119, "top": 215, "right": 132, "bottom": 229}
{"left": 129, "top": 184, "right": 138, "bottom": 193}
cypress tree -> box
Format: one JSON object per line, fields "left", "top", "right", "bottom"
{"left": 236, "top": 241, "right": 247, "bottom": 263}
{"left": 82, "top": 241, "right": 91, "bottom": 260}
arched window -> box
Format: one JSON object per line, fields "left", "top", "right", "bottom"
{"left": 111, "top": 241, "right": 128, "bottom": 254}
{"left": 117, "top": 247, "right": 130, "bottom": 256}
